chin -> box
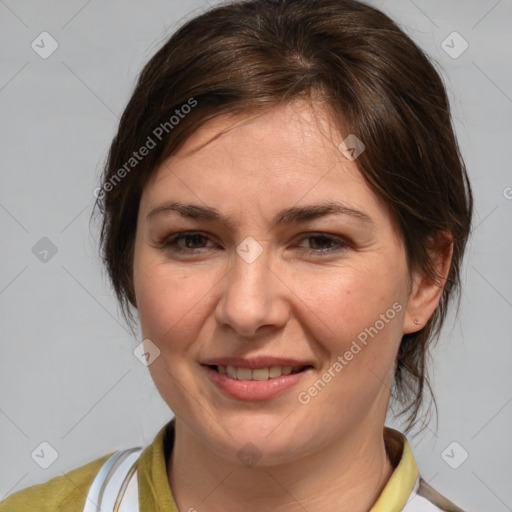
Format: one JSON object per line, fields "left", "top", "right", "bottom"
{"left": 198, "top": 412, "right": 309, "bottom": 465}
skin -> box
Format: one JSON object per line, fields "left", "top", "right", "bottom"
{"left": 132, "top": 99, "right": 453, "bottom": 512}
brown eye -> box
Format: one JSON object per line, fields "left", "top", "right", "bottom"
{"left": 164, "top": 232, "right": 216, "bottom": 252}
{"left": 296, "top": 233, "right": 349, "bottom": 254}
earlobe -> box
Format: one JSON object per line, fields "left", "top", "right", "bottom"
{"left": 403, "top": 231, "right": 453, "bottom": 334}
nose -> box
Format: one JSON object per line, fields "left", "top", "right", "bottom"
{"left": 214, "top": 241, "right": 290, "bottom": 339}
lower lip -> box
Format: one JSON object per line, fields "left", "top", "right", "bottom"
{"left": 202, "top": 365, "right": 310, "bottom": 401}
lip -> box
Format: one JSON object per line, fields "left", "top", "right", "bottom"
{"left": 202, "top": 364, "right": 312, "bottom": 401}
{"left": 201, "top": 356, "right": 314, "bottom": 369}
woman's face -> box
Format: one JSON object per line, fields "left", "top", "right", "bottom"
{"left": 133, "top": 100, "right": 418, "bottom": 465}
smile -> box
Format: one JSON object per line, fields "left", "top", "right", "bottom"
{"left": 202, "top": 364, "right": 313, "bottom": 400}
{"left": 211, "top": 364, "right": 309, "bottom": 381}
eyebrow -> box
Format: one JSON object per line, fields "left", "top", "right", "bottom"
{"left": 146, "top": 200, "right": 373, "bottom": 230}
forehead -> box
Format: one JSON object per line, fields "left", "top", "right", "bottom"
{"left": 139, "top": 100, "right": 395, "bottom": 233}
{"left": 174, "top": 99, "right": 342, "bottom": 160}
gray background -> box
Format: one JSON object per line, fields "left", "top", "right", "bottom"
{"left": 1, "top": 0, "right": 511, "bottom": 510}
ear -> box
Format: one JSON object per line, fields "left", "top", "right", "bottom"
{"left": 403, "top": 230, "right": 453, "bottom": 334}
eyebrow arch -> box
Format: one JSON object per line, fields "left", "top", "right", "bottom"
{"left": 146, "top": 200, "right": 373, "bottom": 230}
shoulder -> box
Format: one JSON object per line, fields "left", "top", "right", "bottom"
{"left": 0, "top": 451, "right": 115, "bottom": 512}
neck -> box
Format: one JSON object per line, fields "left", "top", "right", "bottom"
{"left": 167, "top": 420, "right": 395, "bottom": 512}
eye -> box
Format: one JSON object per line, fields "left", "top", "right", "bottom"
{"left": 295, "top": 233, "right": 349, "bottom": 254}
{"left": 160, "top": 231, "right": 349, "bottom": 256}
{"left": 163, "top": 231, "right": 217, "bottom": 253}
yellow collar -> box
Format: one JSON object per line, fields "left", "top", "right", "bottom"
{"left": 370, "top": 427, "right": 419, "bottom": 510}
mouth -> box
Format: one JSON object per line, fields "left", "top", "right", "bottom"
{"left": 206, "top": 364, "right": 312, "bottom": 381}
{"left": 201, "top": 361, "right": 314, "bottom": 401}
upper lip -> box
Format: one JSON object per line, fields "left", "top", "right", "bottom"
{"left": 201, "top": 356, "right": 314, "bottom": 369}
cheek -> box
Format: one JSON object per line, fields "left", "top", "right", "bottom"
{"left": 134, "top": 256, "right": 217, "bottom": 349}
{"left": 291, "top": 260, "right": 408, "bottom": 353}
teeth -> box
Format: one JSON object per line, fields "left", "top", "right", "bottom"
{"left": 237, "top": 367, "right": 252, "bottom": 380}
{"left": 269, "top": 366, "right": 282, "bottom": 378}
{"left": 252, "top": 368, "right": 269, "bottom": 381}
{"left": 217, "top": 365, "right": 305, "bottom": 380}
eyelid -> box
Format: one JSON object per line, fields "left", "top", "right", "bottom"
{"left": 294, "top": 232, "right": 351, "bottom": 252}
{"left": 163, "top": 231, "right": 217, "bottom": 250}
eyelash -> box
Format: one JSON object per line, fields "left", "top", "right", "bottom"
{"left": 162, "top": 231, "right": 349, "bottom": 255}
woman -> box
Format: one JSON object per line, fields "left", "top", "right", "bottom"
{"left": 0, "top": 0, "right": 472, "bottom": 510}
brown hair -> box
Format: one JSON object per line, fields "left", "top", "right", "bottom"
{"left": 93, "top": 0, "right": 473, "bottom": 432}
